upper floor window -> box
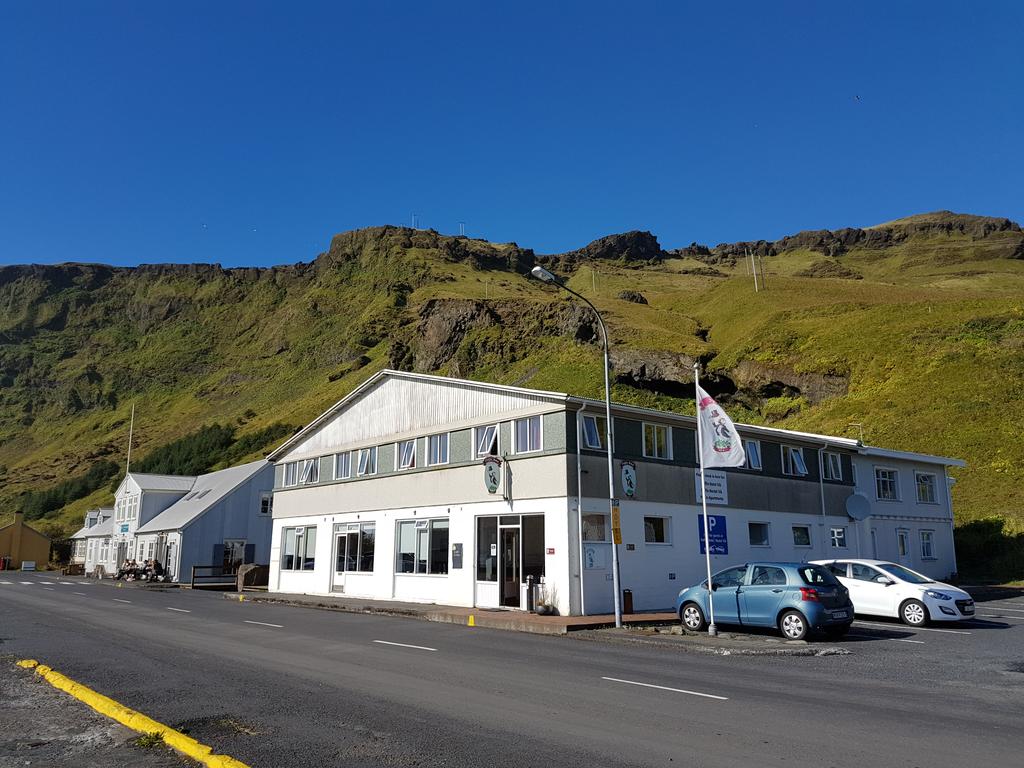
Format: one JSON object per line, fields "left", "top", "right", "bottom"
{"left": 643, "top": 423, "right": 671, "bottom": 459}
{"left": 782, "top": 446, "right": 808, "bottom": 476}
{"left": 428, "top": 433, "right": 449, "bottom": 466}
{"left": 875, "top": 468, "right": 900, "bottom": 501}
{"left": 822, "top": 451, "right": 842, "bottom": 481}
{"left": 582, "top": 415, "right": 607, "bottom": 450}
{"left": 335, "top": 452, "right": 352, "bottom": 480}
{"left": 357, "top": 446, "right": 378, "bottom": 476}
{"left": 743, "top": 439, "right": 762, "bottom": 470}
{"left": 259, "top": 492, "right": 273, "bottom": 516}
{"left": 475, "top": 425, "right": 499, "bottom": 459}
{"left": 915, "top": 472, "right": 937, "bottom": 504}
{"left": 299, "top": 458, "right": 319, "bottom": 485}
{"left": 284, "top": 461, "right": 299, "bottom": 487}
{"left": 397, "top": 439, "right": 417, "bottom": 470}
{"left": 514, "top": 416, "right": 542, "bottom": 454}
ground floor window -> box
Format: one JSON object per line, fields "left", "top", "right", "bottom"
{"left": 223, "top": 539, "right": 246, "bottom": 573}
{"left": 920, "top": 530, "right": 935, "bottom": 559}
{"left": 335, "top": 523, "right": 375, "bottom": 572}
{"left": 748, "top": 522, "right": 771, "bottom": 547}
{"left": 830, "top": 526, "right": 848, "bottom": 549}
{"left": 582, "top": 513, "right": 608, "bottom": 542}
{"left": 477, "top": 517, "right": 498, "bottom": 581}
{"left": 397, "top": 519, "right": 449, "bottom": 574}
{"left": 644, "top": 516, "right": 670, "bottom": 544}
{"left": 792, "top": 525, "right": 812, "bottom": 547}
{"left": 281, "top": 526, "right": 317, "bottom": 571}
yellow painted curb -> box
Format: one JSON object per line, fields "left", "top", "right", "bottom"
{"left": 16, "top": 659, "right": 250, "bottom": 768}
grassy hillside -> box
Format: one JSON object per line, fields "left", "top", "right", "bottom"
{"left": 2, "top": 214, "right": 1022, "bottom": 579}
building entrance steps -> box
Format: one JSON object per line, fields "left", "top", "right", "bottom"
{"left": 222, "top": 591, "right": 677, "bottom": 635}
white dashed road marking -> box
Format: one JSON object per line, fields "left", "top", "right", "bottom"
{"left": 38, "top": 581, "right": 55, "bottom": 585}
{"left": 0, "top": 581, "right": 12, "bottom": 585}
{"left": 854, "top": 621, "right": 971, "bottom": 635}
{"left": 372, "top": 640, "right": 438, "bottom": 652}
{"left": 43, "top": 587, "right": 55, "bottom": 591}
{"left": 73, "top": 592, "right": 87, "bottom": 596}
{"left": 58, "top": 581, "right": 75, "bottom": 586}
{"left": 601, "top": 676, "right": 729, "bottom": 701}
{"left": 167, "top": 608, "right": 191, "bottom": 613}
{"left": 113, "top": 598, "right": 132, "bottom": 604}
{"left": 19, "top": 582, "right": 33, "bottom": 585}
{"left": 244, "top": 620, "right": 283, "bottom": 628}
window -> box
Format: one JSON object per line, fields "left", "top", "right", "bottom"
{"left": 782, "top": 446, "right": 808, "bottom": 476}
{"left": 223, "top": 539, "right": 246, "bottom": 573}
{"left": 750, "top": 565, "right": 787, "bottom": 586}
{"left": 397, "top": 439, "right": 417, "bottom": 470}
{"left": 477, "top": 517, "right": 498, "bottom": 581}
{"left": 284, "top": 461, "right": 299, "bottom": 487}
{"left": 822, "top": 451, "right": 842, "bottom": 481}
{"left": 643, "top": 516, "right": 670, "bottom": 544}
{"left": 582, "top": 513, "right": 609, "bottom": 542}
{"left": 396, "top": 519, "right": 449, "bottom": 574}
{"left": 897, "top": 529, "right": 909, "bottom": 557}
{"left": 357, "top": 446, "right": 377, "bottom": 476}
{"left": 711, "top": 565, "right": 747, "bottom": 588}
{"left": 475, "top": 425, "right": 499, "bottom": 458}
{"left": 826, "top": 562, "right": 848, "bottom": 578}
{"left": 916, "top": 472, "right": 937, "bottom": 504}
{"left": 748, "top": 522, "right": 771, "bottom": 547}
{"left": 514, "top": 416, "right": 542, "bottom": 453}
{"left": 799, "top": 565, "right": 840, "bottom": 586}
{"left": 582, "top": 415, "right": 607, "bottom": 450}
{"left": 259, "top": 493, "right": 273, "bottom": 516}
{"left": 830, "top": 526, "right": 848, "bottom": 549}
{"left": 335, "top": 452, "right": 352, "bottom": 480}
{"left": 428, "top": 433, "right": 449, "bottom": 466}
{"left": 336, "top": 523, "right": 375, "bottom": 572}
{"left": 743, "top": 439, "right": 762, "bottom": 470}
{"left": 920, "top": 530, "right": 935, "bottom": 559}
{"left": 281, "top": 526, "right": 317, "bottom": 571}
{"left": 875, "top": 468, "right": 900, "bottom": 501}
{"left": 299, "top": 458, "right": 319, "bottom": 485}
{"left": 792, "top": 525, "right": 811, "bottom": 547}
{"left": 643, "top": 422, "right": 671, "bottom": 459}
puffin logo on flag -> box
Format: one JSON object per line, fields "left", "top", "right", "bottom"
{"left": 697, "top": 386, "right": 746, "bottom": 468}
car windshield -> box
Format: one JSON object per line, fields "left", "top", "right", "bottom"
{"left": 877, "top": 563, "right": 933, "bottom": 584}
{"left": 798, "top": 565, "right": 840, "bottom": 586}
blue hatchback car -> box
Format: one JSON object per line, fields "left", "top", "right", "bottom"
{"left": 676, "top": 562, "right": 854, "bottom": 641}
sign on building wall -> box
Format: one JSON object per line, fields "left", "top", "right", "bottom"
{"left": 120, "top": 524, "right": 129, "bottom": 533}
{"left": 698, "top": 514, "right": 728, "bottom": 555}
{"left": 583, "top": 545, "right": 606, "bottom": 569}
{"left": 483, "top": 457, "right": 502, "bottom": 494}
{"left": 695, "top": 469, "right": 728, "bottom": 505}
{"left": 620, "top": 461, "right": 637, "bottom": 497}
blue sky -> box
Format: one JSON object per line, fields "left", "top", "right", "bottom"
{"left": 1, "top": 1, "right": 1021, "bottom": 267}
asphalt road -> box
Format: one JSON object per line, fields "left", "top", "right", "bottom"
{"left": 1, "top": 578, "right": 1021, "bottom": 768}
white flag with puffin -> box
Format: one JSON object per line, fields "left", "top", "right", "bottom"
{"left": 696, "top": 385, "right": 746, "bottom": 468}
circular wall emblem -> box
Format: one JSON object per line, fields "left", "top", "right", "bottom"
{"left": 483, "top": 456, "right": 502, "bottom": 494}
{"left": 621, "top": 461, "right": 637, "bottom": 497}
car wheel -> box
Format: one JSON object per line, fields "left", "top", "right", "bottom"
{"left": 680, "top": 602, "right": 707, "bottom": 631}
{"left": 900, "top": 599, "right": 929, "bottom": 627}
{"left": 778, "top": 610, "right": 809, "bottom": 641}
{"left": 825, "top": 624, "right": 851, "bottom": 640}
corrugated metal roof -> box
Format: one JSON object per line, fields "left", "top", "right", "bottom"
{"left": 128, "top": 472, "right": 197, "bottom": 492}
{"left": 135, "top": 460, "right": 269, "bottom": 534}
{"left": 83, "top": 517, "right": 114, "bottom": 538}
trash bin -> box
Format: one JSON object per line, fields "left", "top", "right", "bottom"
{"left": 622, "top": 589, "right": 634, "bottom": 615}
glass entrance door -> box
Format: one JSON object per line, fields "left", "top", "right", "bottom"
{"left": 332, "top": 525, "right": 359, "bottom": 592}
{"left": 500, "top": 528, "right": 521, "bottom": 607}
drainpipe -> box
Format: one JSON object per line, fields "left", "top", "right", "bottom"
{"left": 944, "top": 465, "right": 958, "bottom": 576}
{"left": 575, "top": 407, "right": 586, "bottom": 617}
{"left": 818, "top": 443, "right": 829, "bottom": 558}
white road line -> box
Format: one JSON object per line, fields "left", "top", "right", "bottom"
{"left": 43, "top": 587, "right": 55, "bottom": 591}
{"left": 38, "top": 581, "right": 55, "bottom": 584}
{"left": 372, "top": 640, "right": 437, "bottom": 652}
{"left": 73, "top": 592, "right": 87, "bottom": 596}
{"left": 847, "top": 632, "right": 925, "bottom": 644}
{"left": 0, "top": 581, "right": 12, "bottom": 585}
{"left": 113, "top": 598, "right": 132, "bottom": 604}
{"left": 58, "top": 582, "right": 75, "bottom": 586}
{"left": 893, "top": 638, "right": 926, "bottom": 644}
{"left": 19, "top": 581, "right": 33, "bottom": 585}
{"left": 601, "top": 676, "right": 728, "bottom": 701}
{"left": 983, "top": 606, "right": 1024, "bottom": 613}
{"left": 166, "top": 607, "right": 191, "bottom": 613}
{"left": 77, "top": 581, "right": 91, "bottom": 585}
{"left": 854, "top": 620, "right": 971, "bottom": 635}
{"left": 243, "top": 620, "right": 283, "bottom": 628}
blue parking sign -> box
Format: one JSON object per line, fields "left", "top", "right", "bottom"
{"left": 698, "top": 514, "right": 728, "bottom": 555}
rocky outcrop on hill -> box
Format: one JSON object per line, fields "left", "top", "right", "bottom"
{"left": 794, "top": 260, "right": 863, "bottom": 280}
{"left": 541, "top": 231, "right": 665, "bottom": 269}
{"left": 730, "top": 360, "right": 849, "bottom": 405}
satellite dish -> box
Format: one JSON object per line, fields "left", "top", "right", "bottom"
{"left": 846, "top": 493, "right": 872, "bottom": 521}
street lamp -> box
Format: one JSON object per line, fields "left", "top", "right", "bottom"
{"left": 530, "top": 265, "right": 622, "bottom": 628}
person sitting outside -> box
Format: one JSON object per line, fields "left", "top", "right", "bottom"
{"left": 115, "top": 559, "right": 132, "bottom": 580}
{"left": 147, "top": 559, "right": 165, "bottom": 583}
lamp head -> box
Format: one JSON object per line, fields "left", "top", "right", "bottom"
{"left": 530, "top": 265, "right": 558, "bottom": 284}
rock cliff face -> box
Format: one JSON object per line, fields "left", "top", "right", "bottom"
{"left": 541, "top": 231, "right": 665, "bottom": 269}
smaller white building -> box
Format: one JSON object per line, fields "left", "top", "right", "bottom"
{"left": 69, "top": 507, "right": 112, "bottom": 566}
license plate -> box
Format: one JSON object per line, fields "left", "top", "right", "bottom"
{"left": 963, "top": 606, "right": 975, "bottom": 614}
{"left": 832, "top": 611, "right": 848, "bottom": 619}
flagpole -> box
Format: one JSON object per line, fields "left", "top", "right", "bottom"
{"left": 126, "top": 403, "right": 135, "bottom": 474}
{"left": 694, "top": 363, "right": 718, "bottom": 637}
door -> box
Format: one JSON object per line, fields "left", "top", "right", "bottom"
{"left": 116, "top": 542, "right": 128, "bottom": 566}
{"left": 739, "top": 565, "right": 788, "bottom": 626}
{"left": 710, "top": 565, "right": 746, "bottom": 624}
{"left": 501, "top": 528, "right": 521, "bottom": 607}
{"left": 847, "top": 562, "right": 896, "bottom": 617}
{"left": 332, "top": 526, "right": 359, "bottom": 592}
{"left": 222, "top": 540, "right": 246, "bottom": 574}
{"left": 896, "top": 529, "right": 911, "bottom": 565}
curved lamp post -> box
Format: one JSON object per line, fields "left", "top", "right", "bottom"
{"left": 530, "top": 265, "right": 622, "bottom": 628}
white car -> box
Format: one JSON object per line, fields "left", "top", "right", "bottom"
{"left": 810, "top": 558, "right": 974, "bottom": 626}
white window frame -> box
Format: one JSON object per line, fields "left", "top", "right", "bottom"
{"left": 514, "top": 415, "right": 543, "bottom": 454}
{"left": 822, "top": 451, "right": 842, "bottom": 481}
{"left": 259, "top": 492, "right": 273, "bottom": 516}
{"left": 397, "top": 439, "right": 417, "bottom": 470}
{"left": 643, "top": 516, "right": 671, "bottom": 545}
{"left": 299, "top": 458, "right": 319, "bottom": 485}
{"left": 792, "top": 524, "right": 812, "bottom": 548}
{"left": 915, "top": 472, "right": 938, "bottom": 504}
{"left": 280, "top": 525, "right": 317, "bottom": 572}
{"left": 582, "top": 415, "right": 607, "bottom": 450}
{"left": 875, "top": 467, "right": 900, "bottom": 501}
{"left": 830, "top": 526, "right": 848, "bottom": 549}
{"left": 748, "top": 521, "right": 771, "bottom": 548}
{"left": 920, "top": 529, "right": 936, "bottom": 560}
{"left": 284, "top": 461, "right": 299, "bottom": 487}
{"left": 782, "top": 445, "right": 808, "bottom": 476}
{"left": 427, "top": 433, "right": 449, "bottom": 466}
{"left": 642, "top": 422, "right": 672, "bottom": 460}
{"left": 743, "top": 439, "right": 762, "bottom": 471}
{"left": 395, "top": 518, "right": 450, "bottom": 575}
{"left": 474, "top": 424, "right": 499, "bottom": 459}
{"left": 357, "top": 446, "right": 378, "bottom": 477}
{"left": 334, "top": 452, "right": 352, "bottom": 480}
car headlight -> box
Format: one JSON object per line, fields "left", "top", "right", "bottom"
{"left": 924, "top": 590, "right": 951, "bottom": 600}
